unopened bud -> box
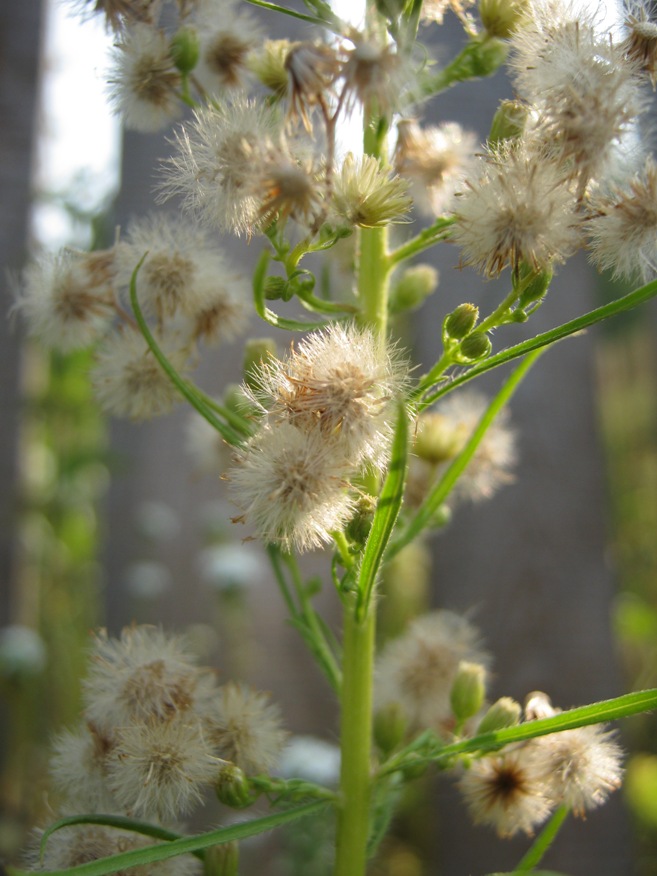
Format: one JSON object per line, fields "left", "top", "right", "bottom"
{"left": 414, "top": 413, "right": 465, "bottom": 464}
{"left": 477, "top": 696, "right": 522, "bottom": 734}
{"left": 450, "top": 661, "right": 486, "bottom": 722}
{"left": 444, "top": 303, "right": 479, "bottom": 341}
{"left": 457, "top": 331, "right": 492, "bottom": 362}
{"left": 204, "top": 842, "right": 239, "bottom": 876}
{"left": 374, "top": 702, "right": 408, "bottom": 755}
{"left": 247, "top": 39, "right": 291, "bottom": 98}
{"left": 524, "top": 690, "right": 557, "bottom": 721}
{"left": 215, "top": 764, "right": 254, "bottom": 809}
{"left": 517, "top": 269, "right": 551, "bottom": 308}
{"left": 264, "top": 276, "right": 290, "bottom": 300}
{"left": 479, "top": 0, "right": 529, "bottom": 38}
{"left": 243, "top": 338, "right": 277, "bottom": 389}
{"left": 390, "top": 265, "right": 439, "bottom": 314}
{"left": 170, "top": 27, "right": 200, "bottom": 74}
{"left": 488, "top": 100, "right": 528, "bottom": 147}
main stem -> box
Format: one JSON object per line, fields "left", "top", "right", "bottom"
{"left": 334, "top": 70, "right": 391, "bottom": 876}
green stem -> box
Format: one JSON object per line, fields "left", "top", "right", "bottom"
{"left": 334, "top": 602, "right": 376, "bottom": 876}
{"left": 242, "top": 0, "right": 331, "bottom": 26}
{"left": 387, "top": 217, "right": 456, "bottom": 268}
{"left": 513, "top": 806, "right": 569, "bottom": 873}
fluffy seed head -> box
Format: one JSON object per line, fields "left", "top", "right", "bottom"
{"left": 624, "top": 0, "right": 657, "bottom": 86}
{"left": 395, "top": 119, "right": 477, "bottom": 216}
{"left": 374, "top": 610, "right": 489, "bottom": 733}
{"left": 83, "top": 626, "right": 217, "bottom": 734}
{"left": 50, "top": 724, "right": 117, "bottom": 813}
{"left": 229, "top": 422, "right": 356, "bottom": 552}
{"left": 453, "top": 143, "right": 580, "bottom": 277}
{"left": 205, "top": 682, "right": 288, "bottom": 774}
{"left": 285, "top": 41, "right": 341, "bottom": 131}
{"left": 108, "top": 23, "right": 182, "bottom": 132}
{"left": 107, "top": 717, "right": 221, "bottom": 820}
{"left": 247, "top": 322, "right": 410, "bottom": 471}
{"left": 13, "top": 250, "right": 116, "bottom": 351}
{"left": 193, "top": 0, "right": 263, "bottom": 94}
{"left": 91, "top": 327, "right": 191, "bottom": 420}
{"left": 159, "top": 100, "right": 284, "bottom": 236}
{"left": 587, "top": 156, "right": 657, "bottom": 282}
{"left": 459, "top": 746, "right": 553, "bottom": 837}
{"left": 340, "top": 35, "right": 411, "bottom": 115}
{"left": 532, "top": 725, "right": 623, "bottom": 816}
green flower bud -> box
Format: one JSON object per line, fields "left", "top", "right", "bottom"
{"left": 476, "top": 696, "right": 522, "bottom": 734}
{"left": 170, "top": 27, "right": 200, "bottom": 74}
{"left": 450, "top": 661, "right": 486, "bottom": 722}
{"left": 517, "top": 269, "right": 552, "bottom": 308}
{"left": 374, "top": 702, "right": 408, "bottom": 755}
{"left": 479, "top": 0, "right": 529, "bottom": 38}
{"left": 243, "top": 338, "right": 277, "bottom": 389}
{"left": 457, "top": 331, "right": 492, "bottom": 363}
{"left": 467, "top": 36, "right": 509, "bottom": 78}
{"left": 488, "top": 99, "right": 529, "bottom": 147}
{"left": 204, "top": 842, "right": 239, "bottom": 876}
{"left": 443, "top": 303, "right": 479, "bottom": 341}
{"left": 390, "top": 265, "right": 439, "bottom": 314}
{"left": 414, "top": 413, "right": 466, "bottom": 464}
{"left": 264, "top": 276, "right": 290, "bottom": 301}
{"left": 215, "top": 764, "right": 254, "bottom": 809}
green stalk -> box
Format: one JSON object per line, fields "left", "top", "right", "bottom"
{"left": 512, "top": 806, "right": 569, "bottom": 873}
{"left": 334, "top": 601, "right": 376, "bottom": 876}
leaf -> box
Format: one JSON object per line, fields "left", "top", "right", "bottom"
{"left": 356, "top": 402, "right": 409, "bottom": 619}
{"left": 252, "top": 250, "right": 331, "bottom": 331}
{"left": 8, "top": 801, "right": 329, "bottom": 876}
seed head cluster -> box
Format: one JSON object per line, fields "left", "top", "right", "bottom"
{"left": 41, "top": 625, "right": 287, "bottom": 868}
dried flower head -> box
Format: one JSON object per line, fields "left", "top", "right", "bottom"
{"left": 332, "top": 153, "right": 412, "bottom": 228}
{"left": 206, "top": 682, "right": 288, "bottom": 774}
{"left": 160, "top": 99, "right": 284, "bottom": 235}
{"left": 453, "top": 143, "right": 580, "bottom": 276}
{"left": 91, "top": 327, "right": 191, "bottom": 420}
{"left": 13, "top": 249, "right": 116, "bottom": 351}
{"left": 624, "top": 0, "right": 657, "bottom": 87}
{"left": 108, "top": 23, "right": 182, "bottom": 132}
{"left": 83, "top": 626, "right": 217, "bottom": 734}
{"left": 72, "top": 0, "right": 162, "bottom": 32}
{"left": 587, "top": 156, "right": 657, "bottom": 282}
{"left": 248, "top": 38, "right": 292, "bottom": 98}
{"left": 340, "top": 35, "right": 410, "bottom": 115}
{"left": 395, "top": 119, "right": 477, "bottom": 216}
{"left": 247, "top": 322, "right": 409, "bottom": 470}
{"left": 375, "top": 610, "right": 489, "bottom": 733}
{"left": 107, "top": 717, "right": 221, "bottom": 820}
{"left": 459, "top": 746, "right": 553, "bottom": 837}
{"left": 420, "top": 0, "right": 474, "bottom": 26}
{"left": 285, "top": 41, "right": 341, "bottom": 131}
{"left": 229, "top": 422, "right": 356, "bottom": 552}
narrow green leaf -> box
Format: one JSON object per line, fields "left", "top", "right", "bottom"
{"left": 512, "top": 806, "right": 569, "bottom": 873}
{"left": 39, "top": 816, "right": 191, "bottom": 863}
{"left": 129, "top": 256, "right": 246, "bottom": 446}
{"left": 242, "top": 0, "right": 329, "bottom": 26}
{"left": 8, "top": 801, "right": 329, "bottom": 876}
{"left": 357, "top": 403, "right": 409, "bottom": 619}
{"left": 391, "top": 349, "right": 542, "bottom": 558}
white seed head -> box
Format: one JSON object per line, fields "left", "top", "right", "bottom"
{"left": 194, "top": 1, "right": 263, "bottom": 94}
{"left": 50, "top": 724, "right": 117, "bottom": 813}
{"left": 454, "top": 143, "right": 581, "bottom": 277}
{"left": 247, "top": 322, "right": 410, "bottom": 471}
{"left": 206, "top": 682, "right": 288, "bottom": 774}
{"left": 107, "top": 717, "right": 221, "bottom": 820}
{"left": 395, "top": 119, "right": 477, "bottom": 216}
{"left": 459, "top": 745, "right": 553, "bottom": 837}
{"left": 587, "top": 156, "right": 657, "bottom": 282}
{"left": 13, "top": 249, "right": 116, "bottom": 351}
{"left": 83, "top": 626, "right": 217, "bottom": 734}
{"left": 230, "top": 422, "right": 356, "bottom": 552}
{"left": 91, "top": 327, "right": 191, "bottom": 421}
{"left": 159, "top": 99, "right": 284, "bottom": 236}
{"left": 107, "top": 23, "right": 182, "bottom": 132}
{"left": 375, "top": 610, "right": 489, "bottom": 733}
